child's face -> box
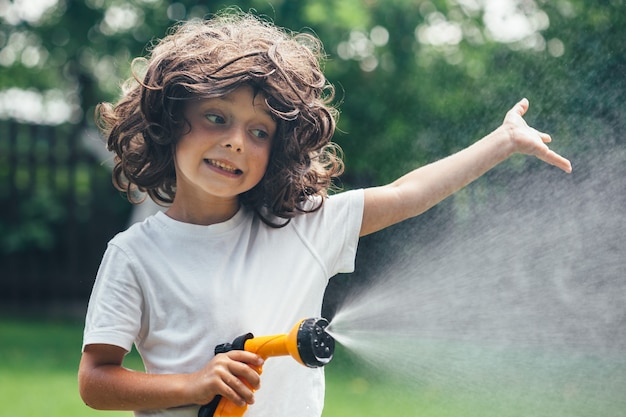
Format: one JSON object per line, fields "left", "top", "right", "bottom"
{"left": 173, "top": 84, "right": 276, "bottom": 204}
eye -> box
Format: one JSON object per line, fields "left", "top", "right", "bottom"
{"left": 205, "top": 113, "right": 225, "bottom": 124}
{"left": 251, "top": 128, "right": 270, "bottom": 139}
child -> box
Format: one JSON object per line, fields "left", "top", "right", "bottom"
{"left": 78, "top": 9, "right": 572, "bottom": 417}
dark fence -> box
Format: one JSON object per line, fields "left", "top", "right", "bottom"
{"left": 0, "top": 120, "right": 131, "bottom": 306}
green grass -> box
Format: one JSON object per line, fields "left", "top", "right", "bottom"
{"left": 0, "top": 316, "right": 443, "bottom": 417}
{"left": 1, "top": 317, "right": 625, "bottom": 417}
{"left": 0, "top": 317, "right": 136, "bottom": 417}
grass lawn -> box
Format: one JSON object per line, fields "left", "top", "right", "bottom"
{"left": 0, "top": 317, "right": 135, "bottom": 417}
{"left": 1, "top": 316, "right": 624, "bottom": 417}
{"left": 0, "top": 316, "right": 447, "bottom": 417}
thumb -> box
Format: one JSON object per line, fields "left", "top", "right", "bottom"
{"left": 511, "top": 97, "right": 529, "bottom": 116}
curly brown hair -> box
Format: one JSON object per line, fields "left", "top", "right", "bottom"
{"left": 96, "top": 10, "right": 344, "bottom": 227}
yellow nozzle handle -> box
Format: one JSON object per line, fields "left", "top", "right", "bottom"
{"left": 243, "top": 320, "right": 304, "bottom": 364}
{"left": 198, "top": 318, "right": 334, "bottom": 417}
{"left": 243, "top": 334, "right": 290, "bottom": 359}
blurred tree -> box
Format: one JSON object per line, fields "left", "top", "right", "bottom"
{"left": 2, "top": 0, "right": 624, "bottom": 302}
{"left": 1, "top": 0, "right": 623, "bottom": 181}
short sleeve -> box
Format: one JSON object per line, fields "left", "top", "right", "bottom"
{"left": 325, "top": 189, "right": 364, "bottom": 274}
{"left": 82, "top": 242, "right": 143, "bottom": 352}
{"left": 290, "top": 188, "right": 365, "bottom": 277}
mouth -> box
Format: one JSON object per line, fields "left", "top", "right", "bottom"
{"left": 205, "top": 159, "right": 243, "bottom": 175}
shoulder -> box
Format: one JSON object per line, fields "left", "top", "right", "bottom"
{"left": 295, "top": 188, "right": 364, "bottom": 226}
{"left": 107, "top": 214, "right": 158, "bottom": 248}
{"left": 103, "top": 213, "right": 178, "bottom": 266}
{"left": 283, "top": 188, "right": 364, "bottom": 246}
{"left": 325, "top": 188, "right": 365, "bottom": 213}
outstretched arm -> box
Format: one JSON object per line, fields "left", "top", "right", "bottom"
{"left": 360, "top": 98, "right": 572, "bottom": 236}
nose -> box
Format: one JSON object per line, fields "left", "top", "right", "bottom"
{"left": 223, "top": 127, "right": 245, "bottom": 153}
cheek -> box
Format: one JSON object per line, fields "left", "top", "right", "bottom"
{"left": 252, "top": 143, "right": 272, "bottom": 171}
{"left": 172, "top": 140, "right": 195, "bottom": 174}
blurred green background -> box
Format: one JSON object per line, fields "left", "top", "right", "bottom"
{"left": 1, "top": 0, "right": 625, "bottom": 416}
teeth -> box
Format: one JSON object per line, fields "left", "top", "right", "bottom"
{"left": 207, "top": 159, "right": 240, "bottom": 173}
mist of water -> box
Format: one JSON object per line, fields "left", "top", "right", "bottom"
{"left": 327, "top": 148, "right": 626, "bottom": 416}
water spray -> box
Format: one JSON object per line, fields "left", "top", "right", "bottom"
{"left": 198, "top": 317, "right": 335, "bottom": 417}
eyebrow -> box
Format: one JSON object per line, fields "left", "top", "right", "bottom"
{"left": 215, "top": 95, "right": 275, "bottom": 119}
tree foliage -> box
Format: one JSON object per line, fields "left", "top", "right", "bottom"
{"left": 1, "top": 0, "right": 624, "bottom": 185}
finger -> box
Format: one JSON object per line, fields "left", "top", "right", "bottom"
{"left": 224, "top": 374, "right": 256, "bottom": 406}
{"left": 510, "top": 97, "right": 529, "bottom": 117}
{"left": 537, "top": 149, "right": 572, "bottom": 173}
{"left": 215, "top": 363, "right": 257, "bottom": 406}
{"left": 533, "top": 128, "right": 552, "bottom": 143}
{"left": 218, "top": 377, "right": 252, "bottom": 407}
{"left": 227, "top": 350, "right": 264, "bottom": 367}
{"left": 228, "top": 358, "right": 262, "bottom": 390}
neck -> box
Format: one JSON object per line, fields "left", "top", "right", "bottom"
{"left": 165, "top": 197, "right": 240, "bottom": 226}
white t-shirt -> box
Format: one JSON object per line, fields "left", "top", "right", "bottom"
{"left": 83, "top": 189, "right": 364, "bottom": 417}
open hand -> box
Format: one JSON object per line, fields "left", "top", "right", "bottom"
{"left": 503, "top": 98, "right": 572, "bottom": 173}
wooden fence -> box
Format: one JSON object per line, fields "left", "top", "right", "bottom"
{"left": 0, "top": 120, "right": 131, "bottom": 306}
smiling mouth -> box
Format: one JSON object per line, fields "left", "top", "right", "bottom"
{"left": 205, "top": 159, "right": 243, "bottom": 175}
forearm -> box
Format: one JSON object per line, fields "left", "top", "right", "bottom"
{"left": 79, "top": 344, "right": 263, "bottom": 411}
{"left": 361, "top": 128, "right": 513, "bottom": 236}
{"left": 395, "top": 127, "right": 513, "bottom": 212}
{"left": 79, "top": 364, "right": 193, "bottom": 411}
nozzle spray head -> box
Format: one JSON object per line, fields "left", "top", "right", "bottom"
{"left": 290, "top": 317, "right": 335, "bottom": 367}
